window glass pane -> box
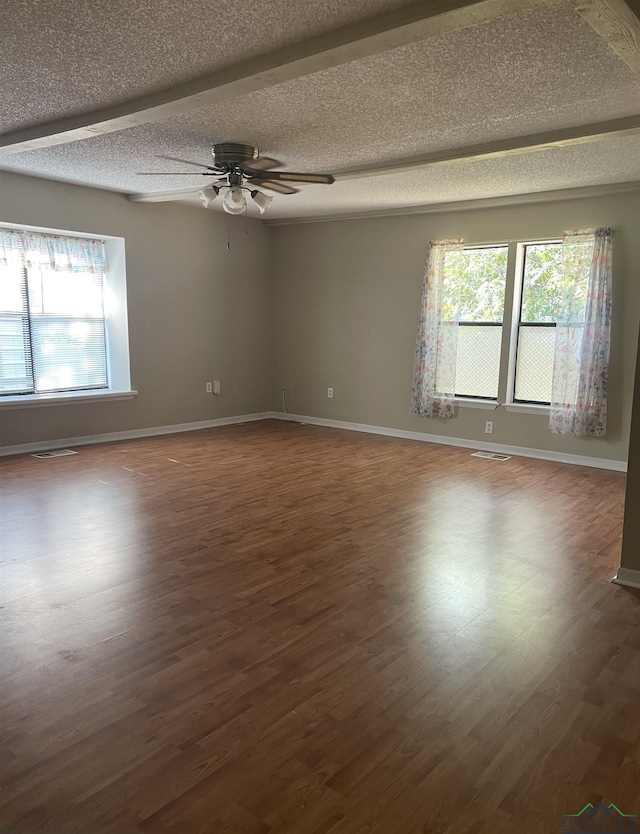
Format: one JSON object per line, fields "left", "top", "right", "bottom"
{"left": 23, "top": 265, "right": 108, "bottom": 394}
{"left": 437, "top": 246, "right": 507, "bottom": 398}
{"left": 443, "top": 247, "right": 508, "bottom": 322}
{"left": 31, "top": 316, "right": 107, "bottom": 393}
{"left": 1, "top": 234, "right": 112, "bottom": 398}
{"left": 515, "top": 326, "right": 556, "bottom": 403}
{"left": 456, "top": 325, "right": 502, "bottom": 398}
{"left": 27, "top": 267, "right": 105, "bottom": 317}
{"left": 520, "top": 243, "right": 581, "bottom": 322}
{"left": 0, "top": 315, "right": 32, "bottom": 393}
{"left": 0, "top": 265, "right": 27, "bottom": 313}
{"left": 436, "top": 325, "right": 502, "bottom": 399}
{"left": 0, "top": 264, "right": 33, "bottom": 394}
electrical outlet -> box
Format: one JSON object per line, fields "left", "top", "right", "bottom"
{"left": 485, "top": 420, "right": 494, "bottom": 434}
{"left": 327, "top": 387, "right": 334, "bottom": 398}
{"left": 206, "top": 382, "right": 212, "bottom": 394}
{"left": 213, "top": 380, "right": 221, "bottom": 395}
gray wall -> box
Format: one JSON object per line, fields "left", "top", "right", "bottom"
{"left": 621, "top": 322, "right": 640, "bottom": 570}
{"left": 0, "top": 171, "right": 273, "bottom": 448}
{"left": 271, "top": 190, "right": 640, "bottom": 463}
{"left": 1, "top": 172, "right": 638, "bottom": 466}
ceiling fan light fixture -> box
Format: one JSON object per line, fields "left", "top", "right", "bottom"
{"left": 199, "top": 185, "right": 219, "bottom": 208}
{"left": 222, "top": 186, "right": 247, "bottom": 215}
{"left": 250, "top": 190, "right": 273, "bottom": 215}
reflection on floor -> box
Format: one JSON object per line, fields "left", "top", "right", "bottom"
{"left": 0, "top": 420, "right": 636, "bottom": 833}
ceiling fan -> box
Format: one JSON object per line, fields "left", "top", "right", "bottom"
{"left": 138, "top": 142, "right": 335, "bottom": 215}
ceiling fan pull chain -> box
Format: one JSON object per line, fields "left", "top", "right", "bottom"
{"left": 227, "top": 214, "right": 231, "bottom": 251}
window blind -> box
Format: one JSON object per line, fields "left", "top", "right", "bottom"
{"left": 0, "top": 230, "right": 108, "bottom": 396}
{"left": 0, "top": 263, "right": 33, "bottom": 394}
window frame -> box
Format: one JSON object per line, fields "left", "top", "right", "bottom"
{"left": 0, "top": 265, "right": 33, "bottom": 395}
{"left": 505, "top": 239, "right": 562, "bottom": 411}
{"left": 0, "top": 222, "right": 135, "bottom": 409}
{"left": 441, "top": 243, "right": 509, "bottom": 403}
{"left": 427, "top": 236, "right": 570, "bottom": 413}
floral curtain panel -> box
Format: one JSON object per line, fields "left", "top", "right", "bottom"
{"left": 0, "top": 229, "right": 107, "bottom": 274}
{"left": 411, "top": 239, "right": 464, "bottom": 419}
{"left": 550, "top": 228, "right": 612, "bottom": 436}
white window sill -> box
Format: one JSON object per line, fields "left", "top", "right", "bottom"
{"left": 455, "top": 398, "right": 499, "bottom": 411}
{"left": 0, "top": 389, "right": 138, "bottom": 410}
{"left": 502, "top": 402, "right": 550, "bottom": 415}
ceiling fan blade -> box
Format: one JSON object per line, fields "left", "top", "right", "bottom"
{"left": 157, "top": 154, "right": 217, "bottom": 171}
{"left": 256, "top": 170, "right": 335, "bottom": 185}
{"left": 136, "top": 172, "right": 214, "bottom": 176}
{"left": 250, "top": 178, "right": 298, "bottom": 195}
{"left": 241, "top": 157, "right": 283, "bottom": 172}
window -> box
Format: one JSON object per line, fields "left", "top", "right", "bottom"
{"left": 0, "top": 225, "right": 132, "bottom": 404}
{"left": 510, "top": 238, "right": 596, "bottom": 407}
{"left": 0, "top": 262, "right": 108, "bottom": 395}
{"left": 437, "top": 246, "right": 508, "bottom": 399}
{"left": 512, "top": 242, "right": 563, "bottom": 405}
{"left": 413, "top": 229, "right": 611, "bottom": 430}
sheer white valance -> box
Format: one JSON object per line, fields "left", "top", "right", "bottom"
{"left": 0, "top": 229, "right": 107, "bottom": 274}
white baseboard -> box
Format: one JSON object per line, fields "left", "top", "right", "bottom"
{"left": 611, "top": 567, "right": 640, "bottom": 589}
{"left": 0, "top": 412, "right": 274, "bottom": 457}
{"left": 2, "top": 410, "right": 628, "bottom": 472}
{"left": 271, "top": 412, "right": 627, "bottom": 472}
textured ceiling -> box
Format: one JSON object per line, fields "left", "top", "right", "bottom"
{"left": 146, "top": 2, "right": 640, "bottom": 171}
{"left": 0, "top": 0, "right": 409, "bottom": 132}
{"left": 184, "top": 134, "right": 640, "bottom": 219}
{"left": 1, "top": 0, "right": 640, "bottom": 218}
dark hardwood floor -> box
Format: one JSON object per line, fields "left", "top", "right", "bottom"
{"left": 0, "top": 420, "right": 637, "bottom": 833}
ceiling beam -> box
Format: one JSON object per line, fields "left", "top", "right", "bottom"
{"left": 334, "top": 114, "right": 640, "bottom": 179}
{"left": 128, "top": 186, "right": 204, "bottom": 203}
{"left": 570, "top": 0, "right": 640, "bottom": 76}
{"left": 264, "top": 182, "right": 640, "bottom": 226}
{"left": 0, "top": 0, "right": 558, "bottom": 157}
{"left": 127, "top": 114, "right": 640, "bottom": 202}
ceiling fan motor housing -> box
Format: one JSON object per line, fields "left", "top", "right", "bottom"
{"left": 211, "top": 143, "right": 259, "bottom": 166}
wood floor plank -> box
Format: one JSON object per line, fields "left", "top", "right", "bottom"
{"left": 1, "top": 421, "right": 638, "bottom": 832}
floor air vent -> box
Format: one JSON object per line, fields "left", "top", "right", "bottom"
{"left": 471, "top": 451, "right": 511, "bottom": 461}
{"left": 32, "top": 449, "right": 78, "bottom": 459}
